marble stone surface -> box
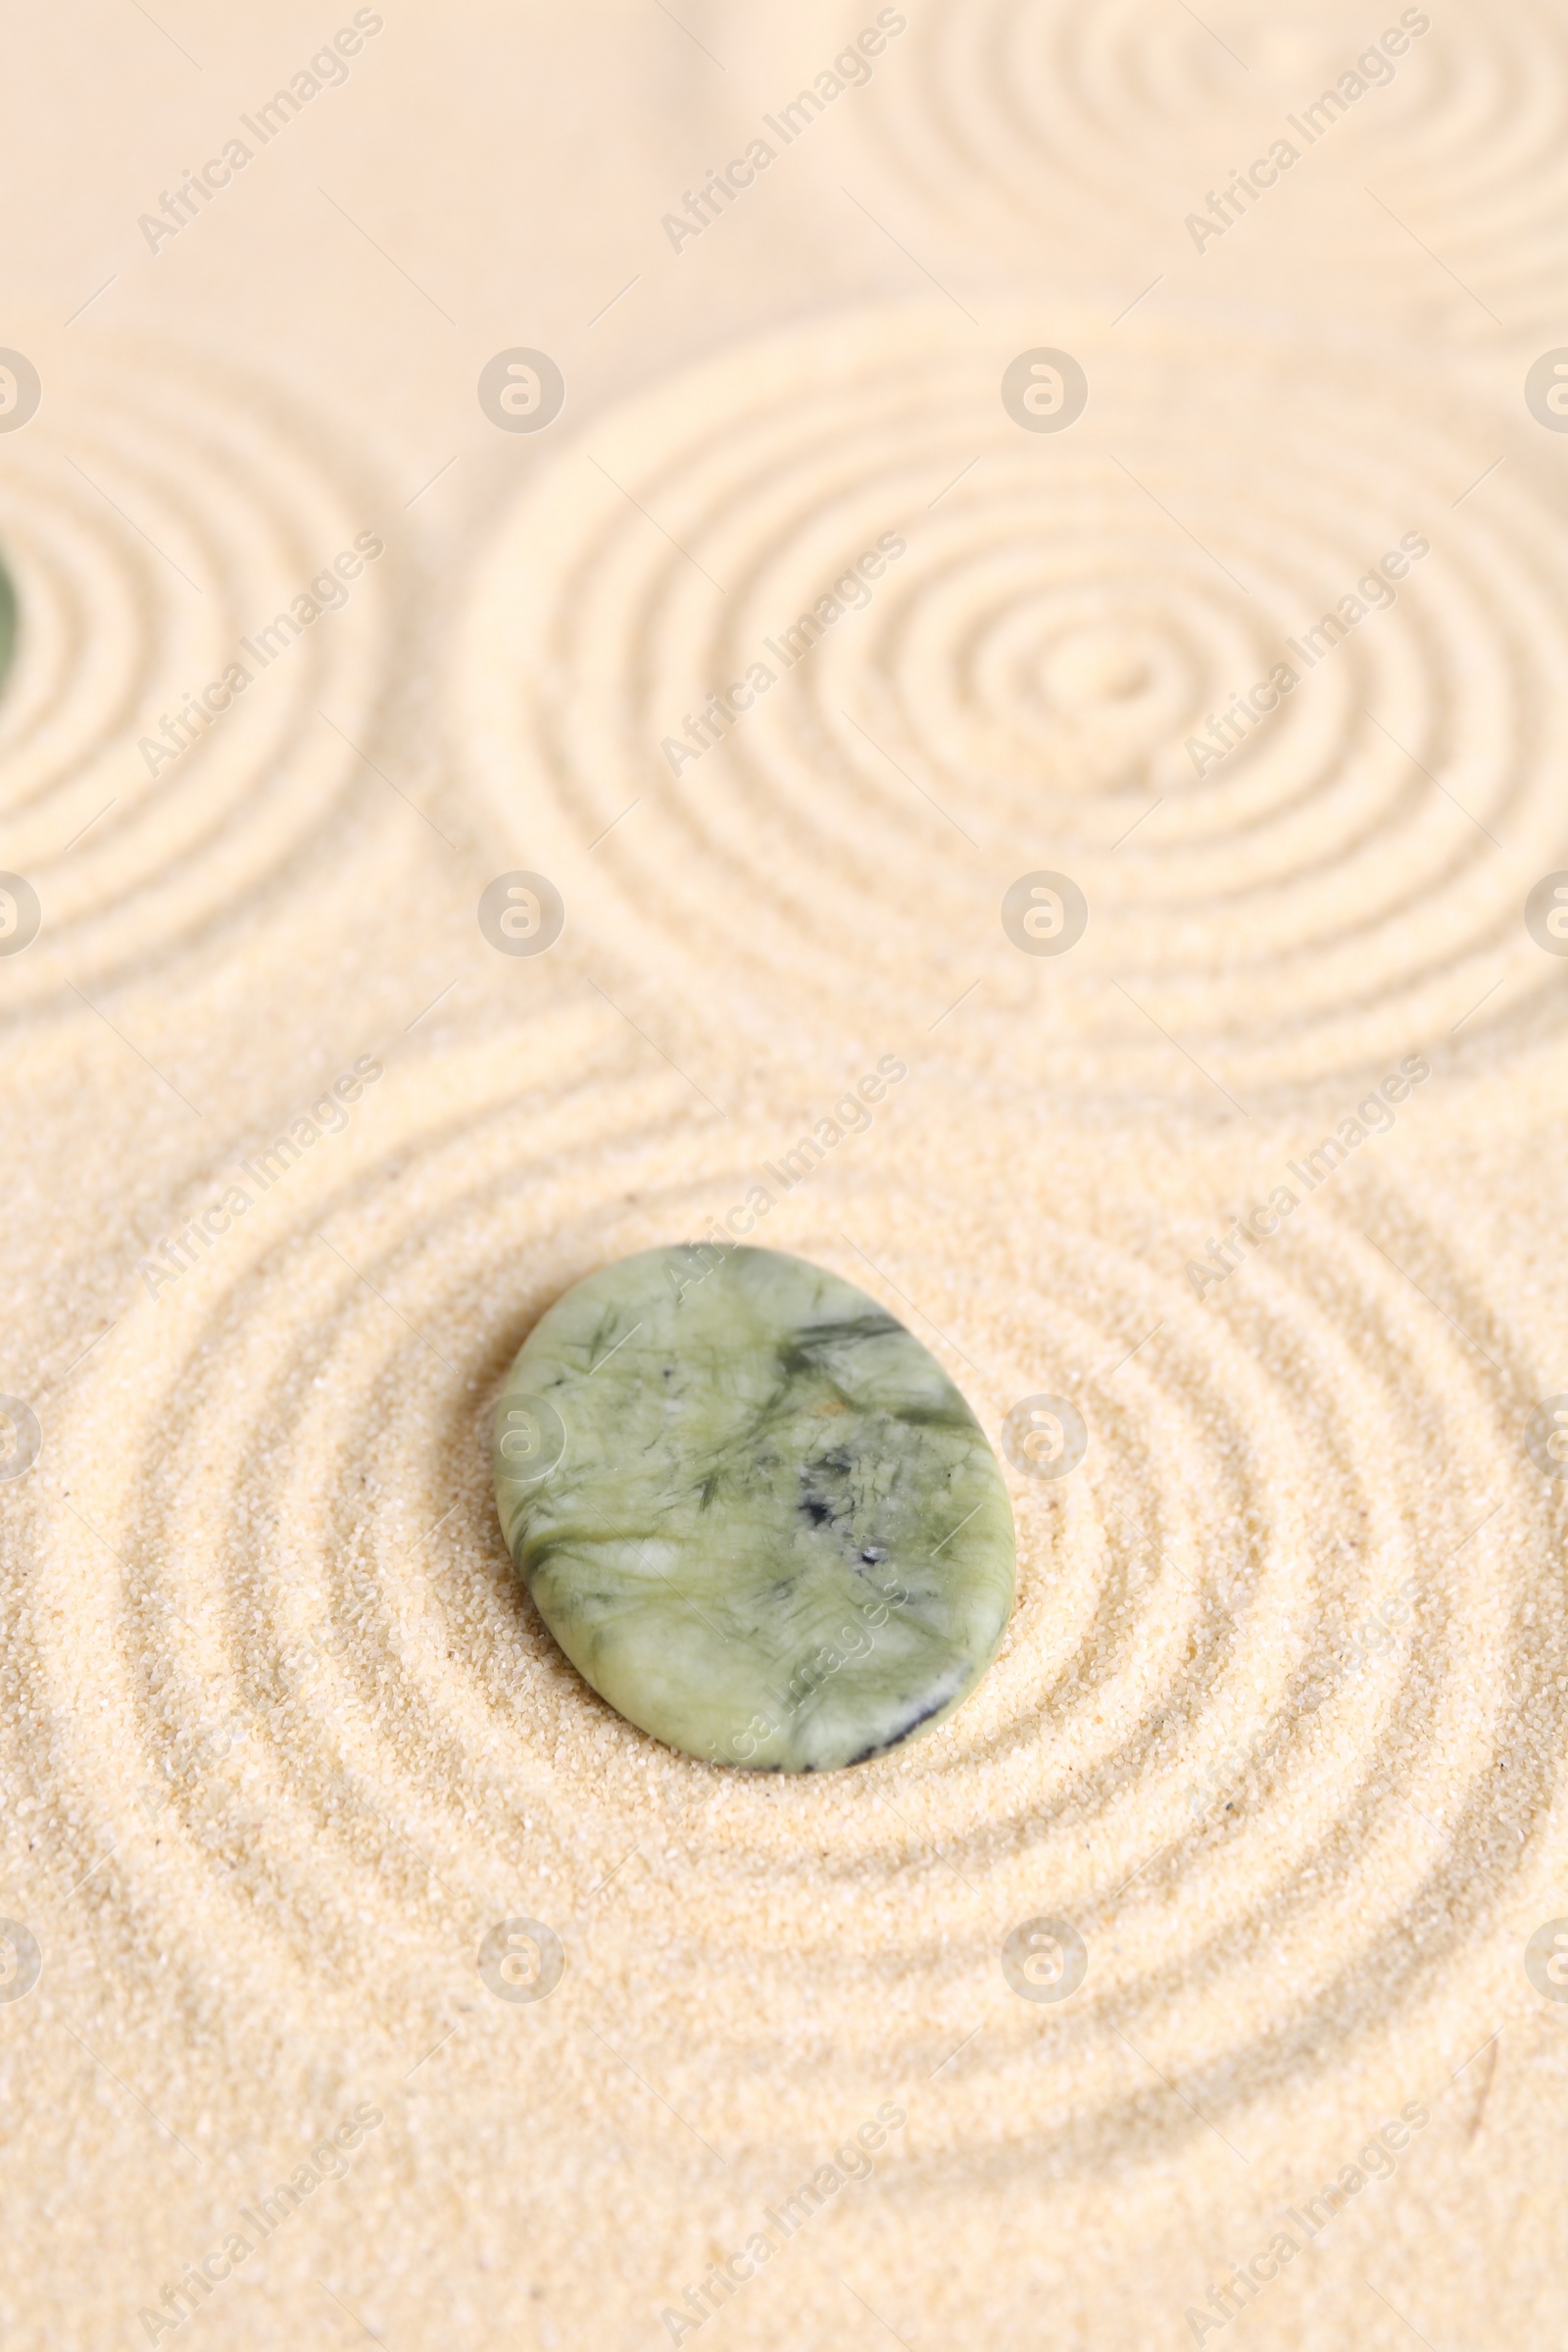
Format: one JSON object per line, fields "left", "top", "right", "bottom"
{"left": 493, "top": 1245, "right": 1015, "bottom": 1771}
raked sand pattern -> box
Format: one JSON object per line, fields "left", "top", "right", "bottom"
{"left": 459, "top": 299, "right": 1568, "bottom": 1101}
{"left": 851, "top": 0, "right": 1568, "bottom": 338}
{"left": 4, "top": 6, "right": 1568, "bottom": 2350}
{"left": 0, "top": 336, "right": 395, "bottom": 1005}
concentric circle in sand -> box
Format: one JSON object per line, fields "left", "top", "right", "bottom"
{"left": 0, "top": 337, "right": 393, "bottom": 1002}
{"left": 17, "top": 1026, "right": 1558, "bottom": 2193}
{"left": 457, "top": 303, "right": 1567, "bottom": 1099}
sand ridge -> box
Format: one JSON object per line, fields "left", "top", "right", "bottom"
{"left": 2, "top": 4, "right": 1567, "bottom": 2347}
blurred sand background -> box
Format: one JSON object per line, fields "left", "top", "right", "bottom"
{"left": 3, "top": 2, "right": 1568, "bottom": 2344}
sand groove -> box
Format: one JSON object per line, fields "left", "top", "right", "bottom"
{"left": 12, "top": 1037, "right": 1557, "bottom": 2178}
{"left": 459, "top": 302, "right": 1566, "bottom": 1097}
{"left": 0, "top": 339, "right": 393, "bottom": 1004}
{"left": 855, "top": 0, "right": 1568, "bottom": 335}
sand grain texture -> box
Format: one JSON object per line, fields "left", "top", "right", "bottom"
{"left": 1, "top": 4, "right": 1565, "bottom": 2347}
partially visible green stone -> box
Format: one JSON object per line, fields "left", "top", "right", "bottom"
{"left": 0, "top": 555, "right": 15, "bottom": 701}
{"left": 493, "top": 1245, "right": 1015, "bottom": 1771}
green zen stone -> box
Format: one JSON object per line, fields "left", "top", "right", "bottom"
{"left": 493, "top": 1245, "right": 1015, "bottom": 1772}
{"left": 0, "top": 556, "right": 14, "bottom": 701}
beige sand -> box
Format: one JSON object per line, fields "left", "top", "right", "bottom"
{"left": 2, "top": 5, "right": 1566, "bottom": 2347}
